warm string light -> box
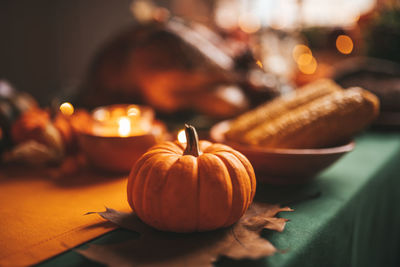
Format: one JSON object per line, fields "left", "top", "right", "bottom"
{"left": 292, "top": 44, "right": 318, "bottom": 75}
{"left": 298, "top": 57, "right": 318, "bottom": 74}
{"left": 130, "top": 0, "right": 154, "bottom": 22}
{"left": 297, "top": 53, "right": 313, "bottom": 66}
{"left": 59, "top": 102, "right": 74, "bottom": 116}
{"left": 292, "top": 44, "right": 312, "bottom": 62}
{"left": 256, "top": 60, "right": 263, "bottom": 69}
{"left": 238, "top": 13, "right": 261, "bottom": 34}
{"left": 336, "top": 35, "right": 353, "bottom": 55}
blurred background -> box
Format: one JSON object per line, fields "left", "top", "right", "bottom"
{"left": 1, "top": 0, "right": 399, "bottom": 118}
{"left": 0, "top": 0, "right": 134, "bottom": 104}
{"left": 0, "top": 0, "right": 388, "bottom": 100}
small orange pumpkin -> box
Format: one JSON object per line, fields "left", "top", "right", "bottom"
{"left": 127, "top": 124, "right": 256, "bottom": 232}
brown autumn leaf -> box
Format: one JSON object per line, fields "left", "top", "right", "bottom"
{"left": 78, "top": 202, "right": 292, "bottom": 267}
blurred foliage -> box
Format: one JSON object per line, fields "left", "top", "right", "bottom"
{"left": 366, "top": 6, "right": 400, "bottom": 62}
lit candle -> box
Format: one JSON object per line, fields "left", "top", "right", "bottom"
{"left": 177, "top": 129, "right": 186, "bottom": 144}
{"left": 118, "top": 117, "right": 131, "bottom": 137}
{"left": 90, "top": 104, "right": 154, "bottom": 137}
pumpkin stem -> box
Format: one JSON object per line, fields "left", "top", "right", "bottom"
{"left": 183, "top": 124, "right": 201, "bottom": 157}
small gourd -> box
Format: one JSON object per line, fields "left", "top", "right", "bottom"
{"left": 127, "top": 124, "right": 256, "bottom": 232}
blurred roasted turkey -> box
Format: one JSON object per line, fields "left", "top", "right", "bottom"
{"left": 77, "top": 18, "right": 279, "bottom": 119}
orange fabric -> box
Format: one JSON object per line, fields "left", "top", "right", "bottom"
{"left": 0, "top": 167, "right": 130, "bottom": 267}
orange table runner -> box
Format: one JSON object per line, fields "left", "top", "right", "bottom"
{"left": 0, "top": 167, "right": 130, "bottom": 267}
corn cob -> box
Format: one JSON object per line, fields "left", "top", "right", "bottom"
{"left": 225, "top": 79, "right": 343, "bottom": 142}
{"left": 242, "top": 87, "right": 379, "bottom": 148}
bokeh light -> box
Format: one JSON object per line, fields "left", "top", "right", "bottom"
{"left": 177, "top": 129, "right": 186, "bottom": 144}
{"left": 127, "top": 106, "right": 140, "bottom": 117}
{"left": 297, "top": 53, "right": 313, "bottom": 66}
{"left": 292, "top": 44, "right": 312, "bottom": 62}
{"left": 298, "top": 56, "right": 318, "bottom": 74}
{"left": 59, "top": 102, "right": 74, "bottom": 116}
{"left": 238, "top": 13, "right": 261, "bottom": 34}
{"left": 130, "top": 0, "right": 154, "bottom": 22}
{"left": 336, "top": 35, "right": 353, "bottom": 55}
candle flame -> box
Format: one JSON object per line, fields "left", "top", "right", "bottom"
{"left": 59, "top": 102, "right": 74, "bottom": 116}
{"left": 118, "top": 117, "right": 131, "bottom": 137}
{"left": 127, "top": 106, "right": 140, "bottom": 117}
{"left": 93, "top": 108, "right": 109, "bottom": 121}
{"left": 112, "top": 107, "right": 126, "bottom": 118}
{"left": 256, "top": 60, "right": 263, "bottom": 69}
{"left": 177, "top": 129, "right": 186, "bottom": 144}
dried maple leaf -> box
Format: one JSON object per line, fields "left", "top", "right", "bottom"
{"left": 78, "top": 202, "right": 292, "bottom": 267}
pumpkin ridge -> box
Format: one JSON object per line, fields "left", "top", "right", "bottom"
{"left": 214, "top": 153, "right": 237, "bottom": 227}
{"left": 214, "top": 152, "right": 251, "bottom": 227}
{"left": 127, "top": 152, "right": 158, "bottom": 213}
{"left": 127, "top": 167, "right": 138, "bottom": 212}
{"left": 159, "top": 157, "right": 178, "bottom": 231}
{"left": 204, "top": 143, "right": 235, "bottom": 153}
{"left": 197, "top": 153, "right": 233, "bottom": 231}
{"left": 140, "top": 155, "right": 165, "bottom": 226}
{"left": 132, "top": 154, "right": 162, "bottom": 223}
{"left": 151, "top": 141, "right": 183, "bottom": 154}
{"left": 148, "top": 147, "right": 181, "bottom": 155}
{"left": 195, "top": 155, "right": 202, "bottom": 231}
{"left": 142, "top": 154, "right": 179, "bottom": 230}
{"left": 173, "top": 140, "right": 185, "bottom": 151}
{"left": 230, "top": 151, "right": 253, "bottom": 208}
{"left": 160, "top": 155, "right": 198, "bottom": 232}
{"left": 225, "top": 150, "right": 256, "bottom": 202}
{"left": 199, "top": 140, "right": 213, "bottom": 152}
{"left": 140, "top": 155, "right": 162, "bottom": 225}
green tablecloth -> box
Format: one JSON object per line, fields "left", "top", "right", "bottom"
{"left": 39, "top": 132, "right": 400, "bottom": 267}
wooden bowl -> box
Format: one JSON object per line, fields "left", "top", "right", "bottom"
{"left": 210, "top": 120, "right": 355, "bottom": 184}
{"left": 76, "top": 122, "right": 165, "bottom": 173}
